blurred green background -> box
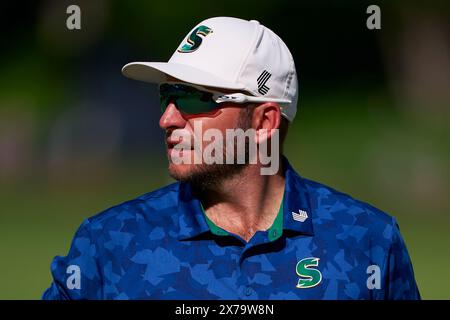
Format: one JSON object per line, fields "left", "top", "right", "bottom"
{"left": 1, "top": 0, "right": 449, "bottom": 299}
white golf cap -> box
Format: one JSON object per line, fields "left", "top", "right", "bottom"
{"left": 122, "top": 16, "right": 299, "bottom": 121}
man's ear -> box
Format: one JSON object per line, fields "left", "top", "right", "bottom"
{"left": 252, "top": 102, "right": 281, "bottom": 144}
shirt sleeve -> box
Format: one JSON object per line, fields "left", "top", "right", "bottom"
{"left": 385, "top": 218, "right": 421, "bottom": 300}
{"left": 42, "top": 219, "right": 102, "bottom": 300}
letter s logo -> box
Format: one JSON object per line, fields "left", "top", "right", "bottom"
{"left": 178, "top": 25, "right": 213, "bottom": 53}
{"left": 296, "top": 257, "right": 322, "bottom": 289}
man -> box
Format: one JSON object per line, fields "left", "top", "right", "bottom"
{"left": 43, "top": 17, "right": 420, "bottom": 300}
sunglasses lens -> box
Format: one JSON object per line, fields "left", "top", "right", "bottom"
{"left": 159, "top": 84, "right": 218, "bottom": 114}
{"left": 159, "top": 95, "right": 172, "bottom": 113}
{"left": 178, "top": 95, "right": 217, "bottom": 114}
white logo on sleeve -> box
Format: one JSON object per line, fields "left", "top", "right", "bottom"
{"left": 66, "top": 265, "right": 81, "bottom": 290}
{"left": 292, "top": 209, "right": 308, "bottom": 222}
{"left": 366, "top": 264, "right": 381, "bottom": 289}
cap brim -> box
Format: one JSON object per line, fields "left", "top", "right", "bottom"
{"left": 121, "top": 62, "right": 246, "bottom": 90}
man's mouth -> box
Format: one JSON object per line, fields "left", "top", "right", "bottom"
{"left": 166, "top": 138, "right": 194, "bottom": 150}
{"left": 166, "top": 139, "right": 177, "bottom": 150}
{"left": 166, "top": 138, "right": 195, "bottom": 165}
{"left": 166, "top": 129, "right": 195, "bottom": 151}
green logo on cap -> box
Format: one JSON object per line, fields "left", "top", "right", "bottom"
{"left": 178, "top": 25, "right": 213, "bottom": 53}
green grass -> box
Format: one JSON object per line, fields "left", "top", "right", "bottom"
{"left": 0, "top": 166, "right": 169, "bottom": 299}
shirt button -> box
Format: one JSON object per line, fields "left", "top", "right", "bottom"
{"left": 272, "top": 230, "right": 277, "bottom": 238}
{"left": 245, "top": 287, "right": 252, "bottom": 296}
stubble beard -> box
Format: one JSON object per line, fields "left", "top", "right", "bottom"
{"left": 167, "top": 108, "right": 252, "bottom": 192}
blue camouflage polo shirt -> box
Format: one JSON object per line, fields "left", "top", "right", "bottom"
{"left": 42, "top": 158, "right": 420, "bottom": 300}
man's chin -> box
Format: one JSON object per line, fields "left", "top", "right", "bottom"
{"left": 167, "top": 163, "right": 198, "bottom": 182}
{"left": 167, "top": 162, "right": 247, "bottom": 191}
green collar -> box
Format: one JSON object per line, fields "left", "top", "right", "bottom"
{"left": 201, "top": 196, "right": 284, "bottom": 242}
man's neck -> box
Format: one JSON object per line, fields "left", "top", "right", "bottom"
{"left": 198, "top": 163, "right": 285, "bottom": 242}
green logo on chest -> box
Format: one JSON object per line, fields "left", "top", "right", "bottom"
{"left": 296, "top": 257, "right": 322, "bottom": 289}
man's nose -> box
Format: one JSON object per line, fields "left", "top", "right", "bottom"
{"left": 159, "top": 103, "right": 186, "bottom": 130}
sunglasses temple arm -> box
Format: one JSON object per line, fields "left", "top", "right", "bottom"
{"left": 244, "top": 95, "right": 291, "bottom": 104}
{"left": 214, "top": 93, "right": 291, "bottom": 104}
